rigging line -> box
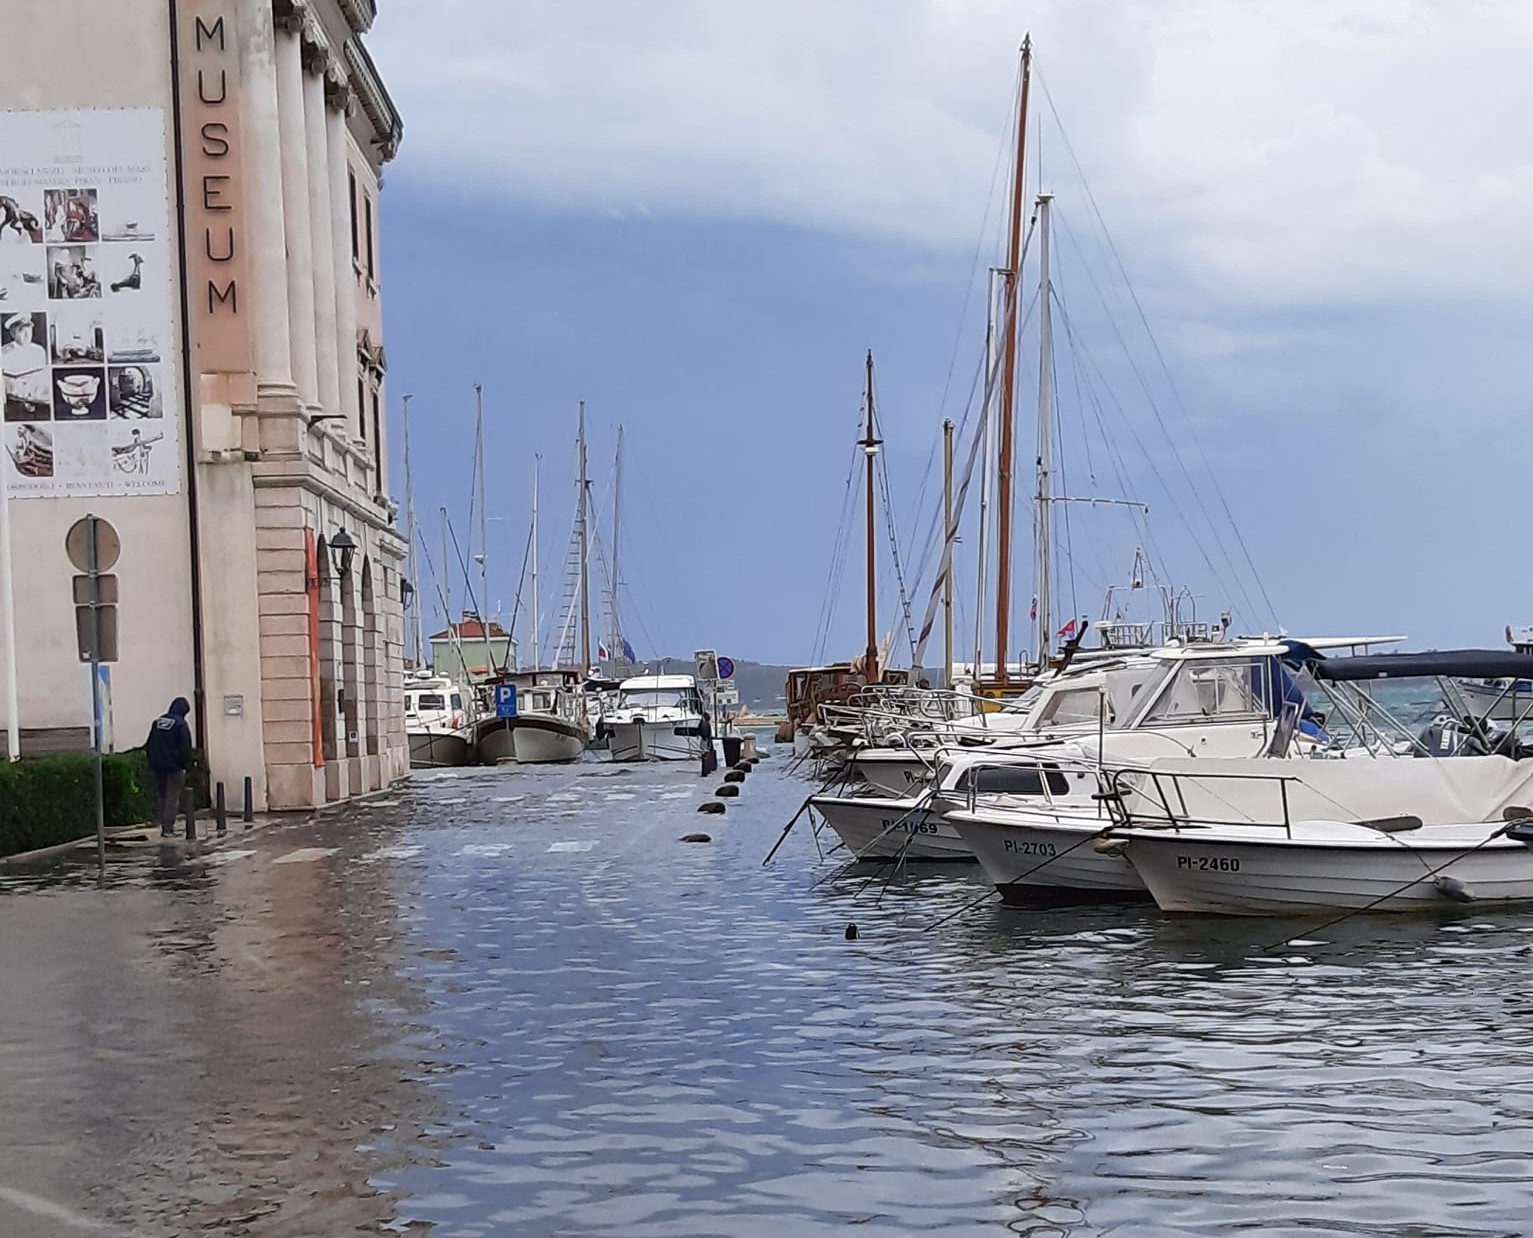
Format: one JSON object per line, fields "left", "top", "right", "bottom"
{"left": 1049, "top": 205, "right": 1259, "bottom": 619}
{"left": 1057, "top": 299, "right": 1115, "bottom": 598}
{"left": 1060, "top": 301, "right": 1176, "bottom": 603}
{"left": 505, "top": 518, "right": 535, "bottom": 663}
{"left": 1047, "top": 319, "right": 1080, "bottom": 624}
{"left": 1035, "top": 90, "right": 1278, "bottom": 625}
{"left": 934, "top": 57, "right": 1022, "bottom": 432}
{"left": 813, "top": 439, "right": 863, "bottom": 664}
{"left": 876, "top": 440, "right": 918, "bottom": 666}
{"left": 1050, "top": 285, "right": 1260, "bottom": 623}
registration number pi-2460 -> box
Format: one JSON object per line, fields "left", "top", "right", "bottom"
{"left": 1176, "top": 855, "right": 1240, "bottom": 872}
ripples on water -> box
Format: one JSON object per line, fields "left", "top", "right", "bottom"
{"left": 4, "top": 750, "right": 1533, "bottom": 1235}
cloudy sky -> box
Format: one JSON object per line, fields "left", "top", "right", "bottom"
{"left": 368, "top": 0, "right": 1533, "bottom": 667}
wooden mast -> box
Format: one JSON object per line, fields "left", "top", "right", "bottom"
{"left": 993, "top": 34, "right": 1032, "bottom": 685}
{"left": 861, "top": 350, "right": 881, "bottom": 683}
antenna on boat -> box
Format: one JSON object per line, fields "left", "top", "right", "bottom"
{"left": 861, "top": 351, "right": 881, "bottom": 684}
{"left": 994, "top": 33, "right": 1032, "bottom": 686}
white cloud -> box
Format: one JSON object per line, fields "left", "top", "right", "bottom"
{"left": 367, "top": 0, "right": 1533, "bottom": 306}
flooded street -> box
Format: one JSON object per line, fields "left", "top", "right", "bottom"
{"left": 5, "top": 752, "right": 1533, "bottom": 1235}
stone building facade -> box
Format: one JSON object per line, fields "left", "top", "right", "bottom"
{"left": 0, "top": 0, "right": 408, "bottom": 807}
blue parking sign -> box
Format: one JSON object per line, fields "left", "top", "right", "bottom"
{"left": 495, "top": 684, "right": 517, "bottom": 718}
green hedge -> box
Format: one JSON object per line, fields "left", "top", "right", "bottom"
{"left": 0, "top": 750, "right": 157, "bottom": 858}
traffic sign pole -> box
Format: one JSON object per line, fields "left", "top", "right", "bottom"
{"left": 86, "top": 514, "right": 105, "bottom": 876}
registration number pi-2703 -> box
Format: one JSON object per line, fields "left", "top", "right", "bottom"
{"left": 1002, "top": 839, "right": 1056, "bottom": 856}
{"left": 1176, "top": 855, "right": 1240, "bottom": 872}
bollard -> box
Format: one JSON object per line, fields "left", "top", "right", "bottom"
{"left": 215, "top": 782, "right": 228, "bottom": 835}
{"left": 242, "top": 775, "right": 254, "bottom": 824}
{"left": 181, "top": 784, "right": 197, "bottom": 841}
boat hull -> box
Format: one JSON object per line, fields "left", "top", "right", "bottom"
{"left": 809, "top": 794, "right": 972, "bottom": 861}
{"left": 947, "top": 810, "right": 1145, "bottom": 901}
{"left": 1119, "top": 829, "right": 1533, "bottom": 916}
{"left": 474, "top": 719, "right": 518, "bottom": 765}
{"left": 511, "top": 719, "right": 585, "bottom": 765}
{"left": 609, "top": 720, "right": 703, "bottom": 762}
{"left": 409, "top": 730, "right": 471, "bottom": 769}
{"left": 851, "top": 750, "right": 935, "bottom": 797}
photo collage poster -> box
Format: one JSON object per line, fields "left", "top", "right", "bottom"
{"left": 0, "top": 108, "right": 181, "bottom": 497}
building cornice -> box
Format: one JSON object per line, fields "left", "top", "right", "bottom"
{"left": 338, "top": 0, "right": 377, "bottom": 34}
{"left": 343, "top": 39, "right": 403, "bottom": 164}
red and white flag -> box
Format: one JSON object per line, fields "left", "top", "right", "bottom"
{"left": 1057, "top": 618, "right": 1077, "bottom": 640}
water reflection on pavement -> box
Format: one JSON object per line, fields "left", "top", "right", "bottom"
{"left": 3, "top": 752, "right": 1533, "bottom": 1236}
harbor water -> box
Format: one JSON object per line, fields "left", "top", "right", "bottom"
{"left": 3, "top": 751, "right": 1533, "bottom": 1235}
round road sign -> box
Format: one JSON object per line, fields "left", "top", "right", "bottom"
{"left": 65, "top": 516, "right": 121, "bottom": 572}
{"left": 717, "top": 656, "right": 735, "bottom": 679}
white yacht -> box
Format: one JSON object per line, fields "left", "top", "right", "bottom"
{"left": 405, "top": 676, "right": 474, "bottom": 768}
{"left": 607, "top": 674, "right": 709, "bottom": 762}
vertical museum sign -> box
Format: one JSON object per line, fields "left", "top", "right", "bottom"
{"left": 178, "top": 0, "right": 252, "bottom": 376}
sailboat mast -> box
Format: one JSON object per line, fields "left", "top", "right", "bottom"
{"left": 861, "top": 351, "right": 881, "bottom": 682}
{"left": 1034, "top": 193, "right": 1054, "bottom": 666}
{"left": 942, "top": 418, "right": 954, "bottom": 689}
{"left": 530, "top": 454, "right": 540, "bottom": 672}
{"left": 612, "top": 424, "right": 624, "bottom": 664}
{"left": 577, "top": 400, "right": 591, "bottom": 672}
{"left": 473, "top": 383, "right": 488, "bottom": 629}
{"left": 993, "top": 34, "right": 1033, "bottom": 684}
{"left": 401, "top": 392, "right": 421, "bottom": 666}
{"left": 974, "top": 268, "right": 998, "bottom": 676}
{"left": 439, "top": 506, "right": 452, "bottom": 634}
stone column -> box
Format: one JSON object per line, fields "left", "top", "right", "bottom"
{"left": 303, "top": 63, "right": 341, "bottom": 425}
{"left": 326, "top": 100, "right": 360, "bottom": 441}
{"left": 236, "top": 0, "right": 293, "bottom": 397}
{"left": 274, "top": 25, "right": 319, "bottom": 412}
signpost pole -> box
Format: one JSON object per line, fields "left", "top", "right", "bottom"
{"left": 86, "top": 514, "right": 105, "bottom": 876}
{"left": 0, "top": 444, "right": 18, "bottom": 761}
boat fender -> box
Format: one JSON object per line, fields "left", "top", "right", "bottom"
{"left": 715, "top": 784, "right": 740, "bottom": 798}
{"left": 844, "top": 923, "right": 859, "bottom": 941}
{"left": 681, "top": 832, "right": 712, "bottom": 843}
{"left": 1504, "top": 820, "right": 1533, "bottom": 847}
{"left": 1092, "top": 838, "right": 1127, "bottom": 857}
{"left": 696, "top": 801, "right": 726, "bottom": 815}
{"left": 724, "top": 770, "right": 746, "bottom": 784}
{"left": 1434, "top": 875, "right": 1476, "bottom": 903}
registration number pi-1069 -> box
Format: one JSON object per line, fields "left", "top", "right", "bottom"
{"left": 1176, "top": 855, "right": 1240, "bottom": 872}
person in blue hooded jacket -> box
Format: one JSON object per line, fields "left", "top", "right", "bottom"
{"left": 144, "top": 697, "right": 192, "bottom": 838}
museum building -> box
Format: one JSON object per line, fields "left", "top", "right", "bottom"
{"left": 0, "top": 0, "right": 409, "bottom": 808}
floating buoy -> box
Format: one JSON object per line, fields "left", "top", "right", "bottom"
{"left": 697, "top": 801, "right": 726, "bottom": 815}
{"left": 1435, "top": 874, "right": 1476, "bottom": 903}
{"left": 715, "top": 784, "right": 740, "bottom": 798}
{"left": 681, "top": 832, "right": 712, "bottom": 843}
{"left": 844, "top": 923, "right": 859, "bottom": 940}
{"left": 724, "top": 771, "right": 746, "bottom": 784}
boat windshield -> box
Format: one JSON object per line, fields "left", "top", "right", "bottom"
{"left": 1134, "top": 657, "right": 1280, "bottom": 726}
{"left": 1031, "top": 686, "right": 1110, "bottom": 730}
{"left": 622, "top": 689, "right": 689, "bottom": 710}
{"left": 415, "top": 692, "right": 446, "bottom": 712}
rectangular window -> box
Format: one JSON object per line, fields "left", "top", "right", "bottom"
{"left": 357, "top": 377, "right": 367, "bottom": 441}
{"left": 371, "top": 387, "right": 382, "bottom": 467}
{"left": 348, "top": 171, "right": 359, "bottom": 263}
{"left": 363, "top": 194, "right": 375, "bottom": 281}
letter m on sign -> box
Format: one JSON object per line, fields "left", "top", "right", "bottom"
{"left": 195, "top": 16, "right": 225, "bottom": 50}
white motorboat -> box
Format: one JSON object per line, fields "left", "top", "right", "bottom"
{"left": 807, "top": 792, "right": 969, "bottom": 861}
{"left": 607, "top": 674, "right": 709, "bottom": 762}
{"left": 946, "top": 797, "right": 1145, "bottom": 903}
{"left": 405, "top": 676, "right": 474, "bottom": 768}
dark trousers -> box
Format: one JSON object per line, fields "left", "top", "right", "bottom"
{"left": 153, "top": 769, "right": 185, "bottom": 834}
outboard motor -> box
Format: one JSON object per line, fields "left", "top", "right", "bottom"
{"left": 1417, "top": 714, "right": 1491, "bottom": 757}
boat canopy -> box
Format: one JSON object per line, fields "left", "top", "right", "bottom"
{"left": 1285, "top": 646, "right": 1533, "bottom": 683}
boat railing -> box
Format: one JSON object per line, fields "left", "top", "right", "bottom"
{"left": 1102, "top": 766, "right": 1305, "bottom": 838}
